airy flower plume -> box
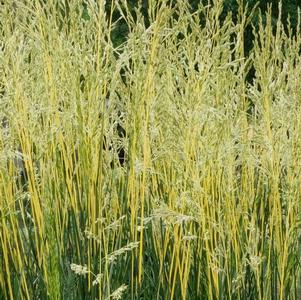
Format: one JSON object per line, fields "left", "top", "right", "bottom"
{"left": 70, "top": 263, "right": 89, "bottom": 275}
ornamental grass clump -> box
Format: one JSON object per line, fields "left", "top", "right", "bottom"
{"left": 0, "top": 0, "right": 301, "bottom": 299}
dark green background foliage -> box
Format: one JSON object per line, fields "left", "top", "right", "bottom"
{"left": 103, "top": 0, "right": 300, "bottom": 50}
{"left": 23, "top": 0, "right": 300, "bottom": 49}
{"left": 98, "top": 0, "right": 299, "bottom": 96}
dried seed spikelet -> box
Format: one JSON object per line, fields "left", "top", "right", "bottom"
{"left": 92, "top": 273, "right": 103, "bottom": 286}
{"left": 105, "top": 242, "right": 139, "bottom": 263}
{"left": 108, "top": 284, "right": 128, "bottom": 300}
{"left": 70, "top": 263, "right": 89, "bottom": 275}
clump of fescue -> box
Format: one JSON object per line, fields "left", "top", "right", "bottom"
{"left": 1, "top": 0, "right": 301, "bottom": 299}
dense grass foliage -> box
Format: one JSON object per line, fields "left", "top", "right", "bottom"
{"left": 1, "top": 1, "right": 301, "bottom": 299}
